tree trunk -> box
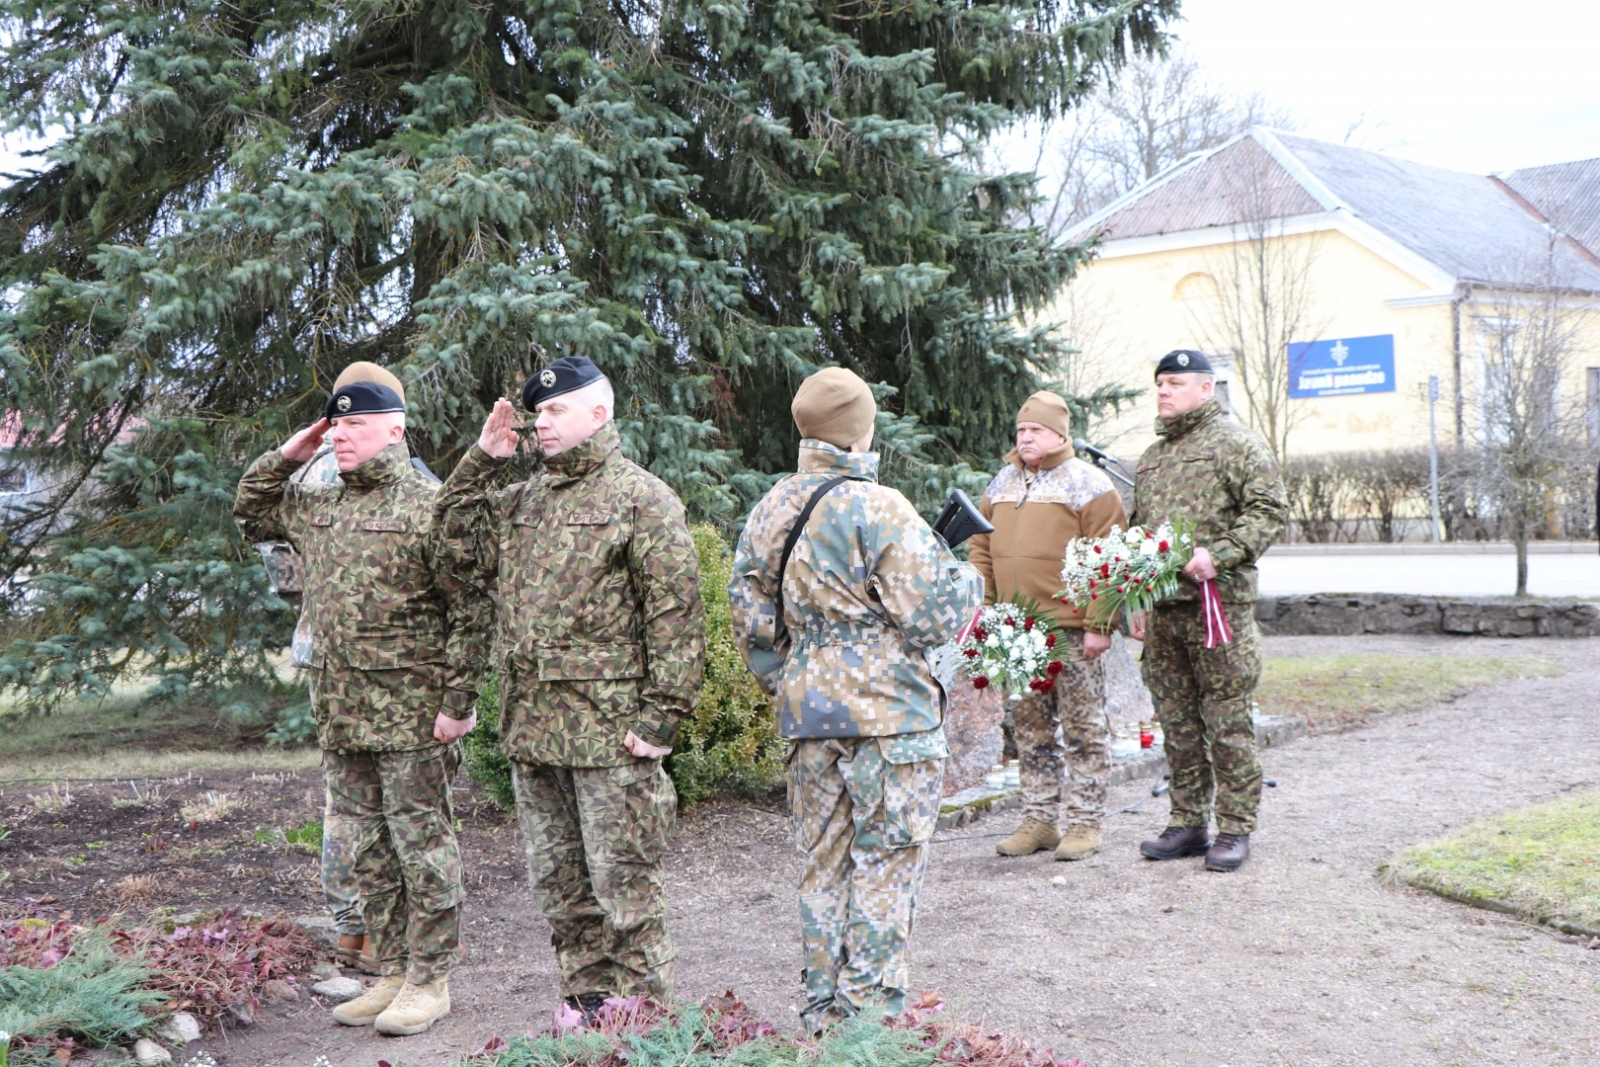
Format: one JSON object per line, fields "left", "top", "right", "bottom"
{"left": 1515, "top": 537, "right": 1529, "bottom": 597}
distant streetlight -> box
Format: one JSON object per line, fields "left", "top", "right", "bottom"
{"left": 1428, "top": 374, "right": 1443, "bottom": 543}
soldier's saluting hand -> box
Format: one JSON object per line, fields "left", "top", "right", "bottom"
{"left": 435, "top": 357, "right": 705, "bottom": 1017}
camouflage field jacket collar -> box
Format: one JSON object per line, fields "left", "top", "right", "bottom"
{"left": 337, "top": 443, "right": 411, "bottom": 491}
{"left": 797, "top": 438, "right": 879, "bottom": 482}
{"left": 542, "top": 421, "right": 620, "bottom": 486}
{"left": 1155, "top": 399, "right": 1224, "bottom": 442}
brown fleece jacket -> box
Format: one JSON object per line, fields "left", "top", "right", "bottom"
{"left": 968, "top": 442, "right": 1128, "bottom": 631}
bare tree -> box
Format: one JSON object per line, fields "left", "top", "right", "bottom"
{"left": 1027, "top": 51, "right": 1295, "bottom": 236}
{"left": 1185, "top": 147, "right": 1327, "bottom": 461}
{"left": 1466, "top": 244, "right": 1595, "bottom": 594}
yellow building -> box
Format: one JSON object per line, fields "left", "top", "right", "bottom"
{"left": 1055, "top": 128, "right": 1600, "bottom": 464}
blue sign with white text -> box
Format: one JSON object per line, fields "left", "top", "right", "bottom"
{"left": 1288, "top": 334, "right": 1395, "bottom": 398}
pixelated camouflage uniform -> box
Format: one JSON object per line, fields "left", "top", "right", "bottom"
{"left": 435, "top": 421, "right": 705, "bottom": 1003}
{"left": 968, "top": 444, "right": 1125, "bottom": 832}
{"left": 729, "top": 439, "right": 984, "bottom": 1033}
{"left": 235, "top": 442, "right": 492, "bottom": 985}
{"left": 1130, "top": 400, "right": 1287, "bottom": 836}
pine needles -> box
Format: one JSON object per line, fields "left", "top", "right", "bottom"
{"left": 0, "top": 932, "right": 163, "bottom": 1058}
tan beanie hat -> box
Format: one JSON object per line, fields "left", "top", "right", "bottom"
{"left": 792, "top": 367, "right": 876, "bottom": 449}
{"left": 333, "top": 361, "right": 406, "bottom": 407}
{"left": 1016, "top": 390, "right": 1072, "bottom": 442}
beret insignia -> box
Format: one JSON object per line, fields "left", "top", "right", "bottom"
{"left": 522, "top": 356, "right": 606, "bottom": 411}
{"left": 336, "top": 394, "right": 352, "bottom": 412}
{"left": 1177, "top": 353, "right": 1190, "bottom": 367}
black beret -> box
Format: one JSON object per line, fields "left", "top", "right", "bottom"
{"left": 325, "top": 380, "right": 405, "bottom": 420}
{"left": 1154, "top": 349, "right": 1214, "bottom": 379}
{"left": 522, "top": 356, "right": 604, "bottom": 411}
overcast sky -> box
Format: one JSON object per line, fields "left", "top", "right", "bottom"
{"left": 1173, "top": 0, "right": 1600, "bottom": 174}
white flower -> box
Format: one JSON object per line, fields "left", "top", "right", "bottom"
{"left": 1140, "top": 540, "right": 1157, "bottom": 555}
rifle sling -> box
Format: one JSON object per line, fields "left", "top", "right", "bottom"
{"left": 775, "top": 474, "right": 866, "bottom": 626}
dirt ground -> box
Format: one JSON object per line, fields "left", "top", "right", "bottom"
{"left": 6, "top": 633, "right": 1599, "bottom": 1066}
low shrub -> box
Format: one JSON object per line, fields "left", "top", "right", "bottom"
{"left": 463, "top": 524, "right": 781, "bottom": 811}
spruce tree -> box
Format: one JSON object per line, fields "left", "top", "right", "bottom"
{"left": 0, "top": 0, "right": 1174, "bottom": 707}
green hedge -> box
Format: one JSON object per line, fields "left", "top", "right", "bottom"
{"left": 464, "top": 524, "right": 782, "bottom": 810}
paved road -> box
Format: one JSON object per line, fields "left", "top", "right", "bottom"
{"left": 1259, "top": 548, "right": 1600, "bottom": 597}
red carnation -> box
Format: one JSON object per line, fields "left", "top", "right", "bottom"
{"left": 1159, "top": 540, "right": 1170, "bottom": 552}
{"left": 963, "top": 647, "right": 979, "bottom": 659}
{"left": 1023, "top": 617, "right": 1035, "bottom": 632}
{"left": 973, "top": 626, "right": 987, "bottom": 642}
{"left": 1100, "top": 563, "right": 1111, "bottom": 578}
{"left": 973, "top": 676, "right": 990, "bottom": 690}
{"left": 1093, "top": 544, "right": 1102, "bottom": 555}
{"left": 1046, "top": 660, "right": 1064, "bottom": 676}
{"left": 1045, "top": 634, "right": 1057, "bottom": 648}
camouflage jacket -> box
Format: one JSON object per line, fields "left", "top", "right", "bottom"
{"left": 1129, "top": 400, "right": 1288, "bottom": 604}
{"left": 729, "top": 440, "right": 985, "bottom": 744}
{"left": 435, "top": 422, "right": 706, "bottom": 768}
{"left": 234, "top": 443, "right": 493, "bottom": 752}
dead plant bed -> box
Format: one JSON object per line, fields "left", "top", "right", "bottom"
{"left": 0, "top": 768, "right": 527, "bottom": 919}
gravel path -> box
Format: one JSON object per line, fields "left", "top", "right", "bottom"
{"left": 225, "top": 635, "right": 1600, "bottom": 1067}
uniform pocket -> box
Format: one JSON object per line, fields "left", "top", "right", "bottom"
{"left": 878, "top": 757, "right": 945, "bottom": 849}
{"left": 608, "top": 759, "right": 676, "bottom": 865}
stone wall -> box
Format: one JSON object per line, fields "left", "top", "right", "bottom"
{"left": 1256, "top": 594, "right": 1600, "bottom": 638}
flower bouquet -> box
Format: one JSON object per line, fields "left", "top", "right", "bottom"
{"left": 1059, "top": 521, "right": 1192, "bottom": 620}
{"left": 955, "top": 598, "right": 1066, "bottom": 695}
{"left": 1059, "top": 521, "right": 1233, "bottom": 647}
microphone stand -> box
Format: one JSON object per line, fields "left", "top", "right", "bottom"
{"left": 1077, "top": 446, "right": 1135, "bottom": 488}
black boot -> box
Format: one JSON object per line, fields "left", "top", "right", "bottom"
{"left": 1204, "top": 832, "right": 1250, "bottom": 872}
{"left": 1139, "top": 825, "right": 1211, "bottom": 860}
{"left": 565, "top": 993, "right": 609, "bottom": 1025}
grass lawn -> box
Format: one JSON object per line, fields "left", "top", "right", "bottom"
{"left": 1384, "top": 792, "right": 1600, "bottom": 935}
{"left": 0, "top": 692, "right": 317, "bottom": 782}
{"left": 1257, "top": 654, "right": 1563, "bottom": 729}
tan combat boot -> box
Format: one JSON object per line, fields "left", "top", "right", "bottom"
{"left": 1055, "top": 826, "right": 1103, "bottom": 861}
{"left": 330, "top": 974, "right": 405, "bottom": 1026}
{"left": 995, "top": 817, "right": 1060, "bottom": 857}
{"left": 374, "top": 979, "right": 451, "bottom": 1036}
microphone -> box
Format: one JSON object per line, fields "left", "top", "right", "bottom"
{"left": 1073, "top": 438, "right": 1113, "bottom": 463}
{"left": 1073, "top": 439, "right": 1135, "bottom": 487}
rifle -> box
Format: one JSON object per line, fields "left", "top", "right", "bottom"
{"left": 931, "top": 488, "right": 994, "bottom": 548}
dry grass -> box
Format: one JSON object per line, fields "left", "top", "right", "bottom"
{"left": 179, "top": 791, "right": 243, "bottom": 824}
{"left": 28, "top": 780, "right": 75, "bottom": 814}
{"left": 1384, "top": 791, "right": 1600, "bottom": 934}
{"left": 1257, "top": 654, "right": 1563, "bottom": 729}
{"left": 102, "top": 873, "right": 165, "bottom": 911}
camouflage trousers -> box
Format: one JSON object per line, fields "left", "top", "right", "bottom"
{"left": 321, "top": 785, "right": 365, "bottom": 936}
{"left": 1011, "top": 629, "right": 1110, "bottom": 831}
{"left": 323, "top": 744, "right": 465, "bottom": 985}
{"left": 788, "top": 737, "right": 943, "bottom": 1034}
{"left": 511, "top": 759, "right": 677, "bottom": 1002}
{"left": 1140, "top": 600, "right": 1264, "bottom": 835}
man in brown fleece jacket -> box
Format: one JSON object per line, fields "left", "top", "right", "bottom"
{"left": 968, "top": 391, "right": 1128, "bottom": 861}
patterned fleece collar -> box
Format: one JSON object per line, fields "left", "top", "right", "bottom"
{"left": 543, "top": 420, "right": 620, "bottom": 484}
{"left": 797, "top": 438, "right": 879, "bottom": 482}
{"left": 337, "top": 443, "right": 411, "bottom": 490}
{"left": 1156, "top": 398, "right": 1223, "bottom": 441}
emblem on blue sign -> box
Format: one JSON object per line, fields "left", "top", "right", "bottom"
{"left": 1287, "top": 334, "right": 1395, "bottom": 398}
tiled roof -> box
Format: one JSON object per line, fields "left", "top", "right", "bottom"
{"left": 1501, "top": 157, "right": 1600, "bottom": 260}
{"left": 1074, "top": 129, "right": 1600, "bottom": 292}
{"left": 1092, "top": 136, "right": 1321, "bottom": 240}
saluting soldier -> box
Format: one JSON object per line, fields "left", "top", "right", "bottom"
{"left": 234, "top": 364, "right": 491, "bottom": 1035}
{"left": 1129, "top": 350, "right": 1287, "bottom": 872}
{"left": 729, "top": 367, "right": 984, "bottom": 1033}
{"left": 437, "top": 357, "right": 705, "bottom": 1016}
